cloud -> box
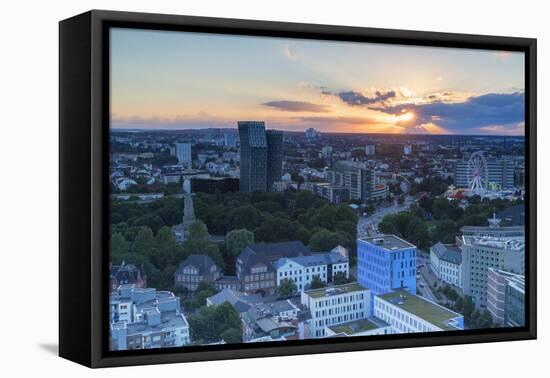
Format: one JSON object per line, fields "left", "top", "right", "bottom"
{"left": 422, "top": 91, "right": 472, "bottom": 104}
{"left": 378, "top": 92, "right": 525, "bottom": 135}
{"left": 323, "top": 89, "right": 397, "bottom": 106}
{"left": 262, "top": 100, "right": 331, "bottom": 113}
{"left": 479, "top": 122, "right": 525, "bottom": 135}
{"left": 297, "top": 115, "right": 378, "bottom": 125}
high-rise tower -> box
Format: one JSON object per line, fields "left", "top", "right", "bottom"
{"left": 238, "top": 121, "right": 283, "bottom": 192}
{"left": 266, "top": 130, "right": 283, "bottom": 192}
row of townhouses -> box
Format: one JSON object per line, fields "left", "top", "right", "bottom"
{"left": 173, "top": 241, "right": 349, "bottom": 296}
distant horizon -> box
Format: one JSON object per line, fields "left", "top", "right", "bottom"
{"left": 110, "top": 127, "right": 525, "bottom": 139}
{"left": 111, "top": 28, "right": 525, "bottom": 136}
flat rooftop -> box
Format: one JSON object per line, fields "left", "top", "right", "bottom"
{"left": 361, "top": 235, "right": 415, "bottom": 251}
{"left": 461, "top": 225, "right": 524, "bottom": 231}
{"left": 328, "top": 317, "right": 389, "bottom": 335}
{"left": 462, "top": 236, "right": 524, "bottom": 251}
{"left": 112, "top": 310, "right": 188, "bottom": 336}
{"left": 377, "top": 289, "right": 462, "bottom": 331}
{"left": 129, "top": 311, "right": 187, "bottom": 335}
{"left": 305, "top": 282, "right": 367, "bottom": 299}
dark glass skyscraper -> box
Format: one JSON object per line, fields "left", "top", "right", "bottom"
{"left": 266, "top": 130, "right": 283, "bottom": 192}
{"left": 238, "top": 121, "right": 283, "bottom": 192}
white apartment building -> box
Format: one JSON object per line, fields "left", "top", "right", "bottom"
{"left": 460, "top": 235, "right": 524, "bottom": 307}
{"left": 374, "top": 289, "right": 464, "bottom": 333}
{"left": 275, "top": 247, "right": 349, "bottom": 292}
{"left": 429, "top": 242, "right": 463, "bottom": 288}
{"left": 110, "top": 309, "right": 190, "bottom": 350}
{"left": 301, "top": 283, "right": 370, "bottom": 338}
{"left": 486, "top": 268, "right": 525, "bottom": 325}
{"left": 365, "top": 145, "right": 376, "bottom": 156}
{"left": 110, "top": 289, "right": 133, "bottom": 323}
{"left": 109, "top": 284, "right": 191, "bottom": 351}
{"left": 175, "top": 143, "right": 192, "bottom": 164}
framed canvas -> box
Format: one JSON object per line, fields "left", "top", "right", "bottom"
{"left": 59, "top": 10, "right": 537, "bottom": 368}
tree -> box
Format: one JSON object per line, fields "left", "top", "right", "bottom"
{"left": 110, "top": 232, "right": 130, "bottom": 262}
{"left": 295, "top": 190, "right": 318, "bottom": 209}
{"left": 432, "top": 198, "right": 464, "bottom": 221}
{"left": 151, "top": 263, "right": 177, "bottom": 290}
{"left": 132, "top": 213, "right": 165, "bottom": 233}
{"left": 443, "top": 286, "right": 459, "bottom": 301}
{"left": 418, "top": 196, "right": 433, "bottom": 213}
{"left": 379, "top": 212, "right": 430, "bottom": 249}
{"left": 255, "top": 216, "right": 300, "bottom": 243}
{"left": 188, "top": 220, "right": 209, "bottom": 242}
{"left": 277, "top": 278, "right": 297, "bottom": 299}
{"left": 461, "top": 214, "right": 488, "bottom": 227}
{"left": 434, "top": 220, "right": 459, "bottom": 244}
{"left": 378, "top": 217, "right": 398, "bottom": 235}
{"left": 188, "top": 302, "right": 242, "bottom": 344}
{"left": 225, "top": 229, "right": 254, "bottom": 257}
{"left": 229, "top": 205, "right": 264, "bottom": 231}
{"left": 184, "top": 281, "right": 217, "bottom": 311}
{"left": 310, "top": 275, "right": 326, "bottom": 289}
{"left": 221, "top": 328, "right": 243, "bottom": 344}
{"left": 478, "top": 309, "right": 494, "bottom": 329}
{"left": 308, "top": 229, "right": 339, "bottom": 251}
{"left": 454, "top": 296, "right": 464, "bottom": 312}
{"left": 182, "top": 221, "right": 224, "bottom": 269}
{"left": 313, "top": 205, "right": 338, "bottom": 230}
{"left": 132, "top": 226, "right": 155, "bottom": 256}
{"left": 462, "top": 296, "right": 476, "bottom": 322}
{"left": 154, "top": 204, "right": 181, "bottom": 226}
{"left": 152, "top": 226, "right": 185, "bottom": 268}
{"left": 406, "top": 219, "right": 430, "bottom": 249}
{"left": 333, "top": 271, "right": 349, "bottom": 285}
{"left": 336, "top": 204, "right": 358, "bottom": 223}
{"left": 471, "top": 309, "right": 481, "bottom": 326}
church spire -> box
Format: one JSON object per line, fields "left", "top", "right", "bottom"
{"left": 488, "top": 208, "right": 501, "bottom": 229}
{"left": 182, "top": 193, "right": 196, "bottom": 227}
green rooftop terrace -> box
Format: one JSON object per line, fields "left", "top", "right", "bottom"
{"left": 328, "top": 318, "right": 386, "bottom": 335}
{"left": 378, "top": 289, "right": 462, "bottom": 331}
{"left": 305, "top": 282, "right": 367, "bottom": 298}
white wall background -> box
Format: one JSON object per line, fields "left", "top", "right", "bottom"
{"left": 0, "top": 0, "right": 546, "bottom": 376}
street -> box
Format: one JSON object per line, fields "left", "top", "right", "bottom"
{"left": 354, "top": 198, "right": 441, "bottom": 304}
{"left": 417, "top": 265, "right": 437, "bottom": 302}
{"left": 357, "top": 197, "right": 412, "bottom": 239}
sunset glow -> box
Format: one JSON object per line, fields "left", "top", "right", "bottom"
{"left": 110, "top": 28, "right": 525, "bottom": 135}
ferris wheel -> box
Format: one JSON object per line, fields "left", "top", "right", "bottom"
{"left": 467, "top": 151, "right": 488, "bottom": 197}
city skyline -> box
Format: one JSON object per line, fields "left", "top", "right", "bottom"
{"left": 110, "top": 28, "right": 525, "bottom": 136}
{"left": 108, "top": 109, "right": 526, "bottom": 349}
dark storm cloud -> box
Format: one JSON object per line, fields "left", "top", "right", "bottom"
{"left": 380, "top": 92, "right": 525, "bottom": 134}
{"left": 262, "top": 100, "right": 330, "bottom": 113}
{"left": 323, "top": 90, "right": 397, "bottom": 106}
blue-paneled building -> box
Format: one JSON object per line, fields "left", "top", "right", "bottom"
{"left": 357, "top": 235, "right": 417, "bottom": 312}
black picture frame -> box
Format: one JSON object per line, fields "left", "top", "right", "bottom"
{"left": 59, "top": 9, "right": 537, "bottom": 368}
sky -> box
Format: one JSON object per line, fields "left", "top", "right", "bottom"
{"left": 110, "top": 28, "right": 525, "bottom": 136}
